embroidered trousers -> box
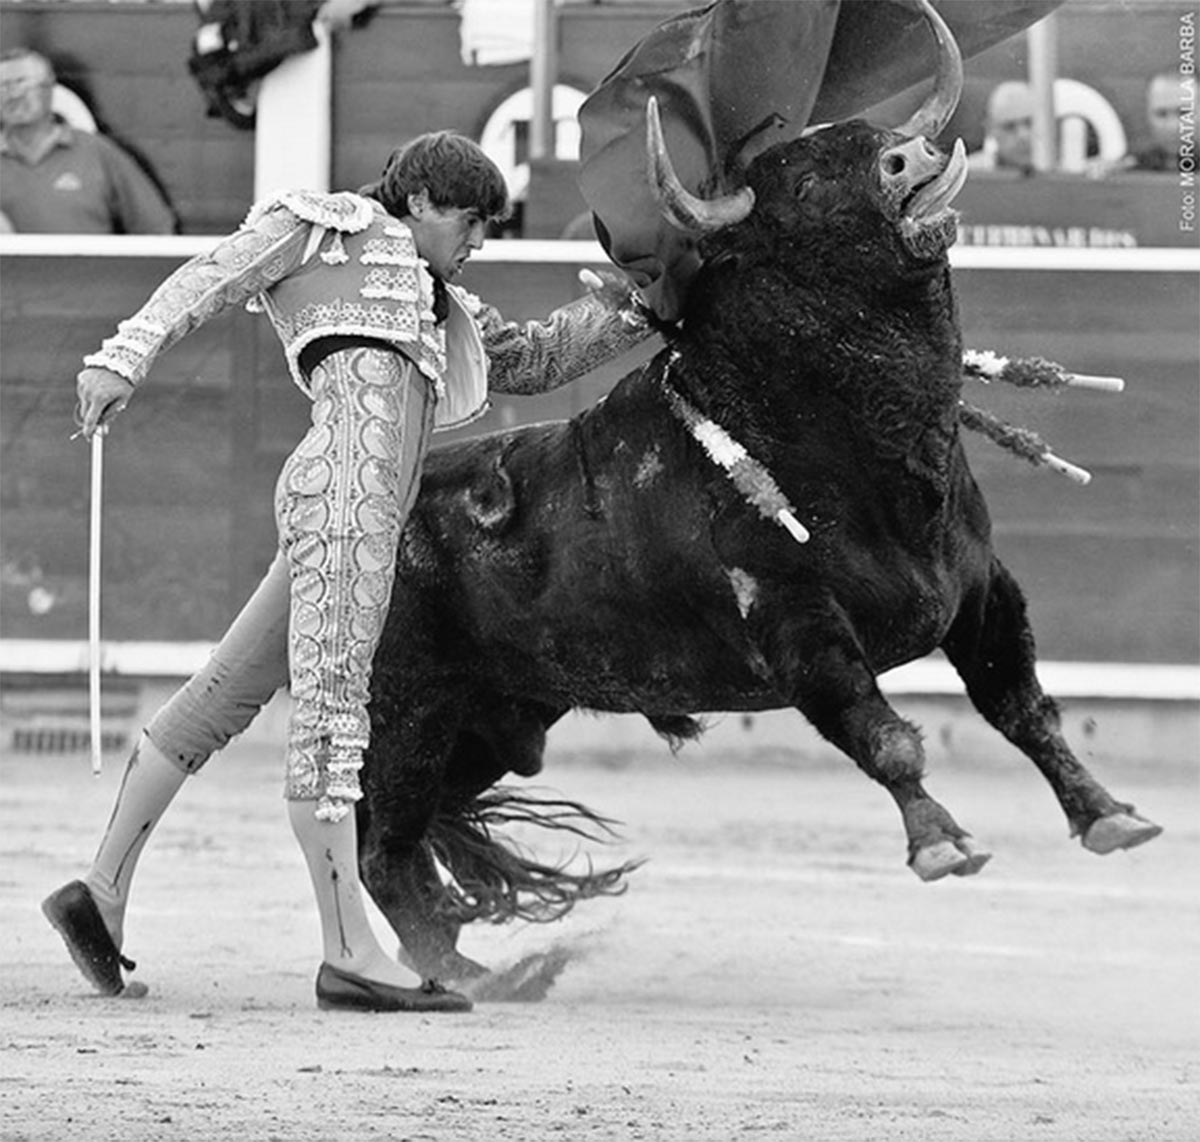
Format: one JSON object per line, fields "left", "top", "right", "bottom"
{"left": 145, "top": 346, "right": 433, "bottom": 821}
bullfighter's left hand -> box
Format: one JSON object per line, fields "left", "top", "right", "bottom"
{"left": 579, "top": 267, "right": 651, "bottom": 327}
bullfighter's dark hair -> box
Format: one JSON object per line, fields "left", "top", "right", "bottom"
{"left": 364, "top": 131, "right": 509, "bottom": 222}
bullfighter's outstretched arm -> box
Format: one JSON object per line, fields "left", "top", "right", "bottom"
{"left": 463, "top": 279, "right": 654, "bottom": 396}
{"left": 81, "top": 202, "right": 326, "bottom": 385}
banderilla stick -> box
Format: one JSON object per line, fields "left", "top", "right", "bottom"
{"left": 958, "top": 400, "right": 1092, "bottom": 485}
{"left": 962, "top": 350, "right": 1125, "bottom": 393}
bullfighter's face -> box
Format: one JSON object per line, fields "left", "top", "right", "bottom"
{"left": 404, "top": 190, "right": 488, "bottom": 281}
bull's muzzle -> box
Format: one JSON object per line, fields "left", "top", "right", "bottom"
{"left": 880, "top": 136, "right": 947, "bottom": 199}
{"left": 894, "top": 138, "right": 969, "bottom": 224}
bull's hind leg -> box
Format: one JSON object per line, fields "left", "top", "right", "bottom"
{"left": 771, "top": 623, "right": 991, "bottom": 880}
{"left": 941, "top": 559, "right": 1161, "bottom": 853}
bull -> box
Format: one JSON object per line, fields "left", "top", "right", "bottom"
{"left": 354, "top": 0, "right": 1162, "bottom": 989}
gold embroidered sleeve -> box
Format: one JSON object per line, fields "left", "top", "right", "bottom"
{"left": 473, "top": 289, "right": 654, "bottom": 396}
{"left": 82, "top": 206, "right": 312, "bottom": 385}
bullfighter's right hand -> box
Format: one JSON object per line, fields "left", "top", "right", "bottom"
{"left": 76, "top": 367, "right": 134, "bottom": 439}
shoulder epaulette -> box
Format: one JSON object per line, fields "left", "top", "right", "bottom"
{"left": 243, "top": 190, "right": 378, "bottom": 233}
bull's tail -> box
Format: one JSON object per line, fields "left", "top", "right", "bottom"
{"left": 647, "top": 713, "right": 706, "bottom": 750}
{"left": 425, "top": 787, "right": 643, "bottom": 926}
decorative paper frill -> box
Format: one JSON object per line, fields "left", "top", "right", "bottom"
{"left": 659, "top": 355, "right": 810, "bottom": 544}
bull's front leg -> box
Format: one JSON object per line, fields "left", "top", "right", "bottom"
{"left": 760, "top": 617, "right": 991, "bottom": 881}
{"left": 357, "top": 818, "right": 485, "bottom": 982}
{"left": 357, "top": 706, "right": 491, "bottom": 983}
{"left": 941, "top": 559, "right": 1161, "bottom": 855}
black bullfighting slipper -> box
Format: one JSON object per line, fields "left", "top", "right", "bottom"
{"left": 315, "top": 963, "right": 472, "bottom": 1013}
{"left": 41, "top": 880, "right": 135, "bottom": 997}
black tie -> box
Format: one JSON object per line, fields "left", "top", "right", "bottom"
{"left": 431, "top": 277, "right": 449, "bottom": 325}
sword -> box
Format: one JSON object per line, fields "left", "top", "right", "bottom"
{"left": 88, "top": 426, "right": 106, "bottom": 776}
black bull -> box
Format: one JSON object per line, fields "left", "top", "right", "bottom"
{"left": 355, "top": 119, "right": 1161, "bottom": 986}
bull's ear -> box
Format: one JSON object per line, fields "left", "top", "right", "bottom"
{"left": 704, "top": 248, "right": 734, "bottom": 267}
{"left": 696, "top": 243, "right": 743, "bottom": 274}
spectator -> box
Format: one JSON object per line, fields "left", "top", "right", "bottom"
{"left": 0, "top": 48, "right": 177, "bottom": 234}
{"left": 968, "top": 80, "right": 1035, "bottom": 174}
{"left": 1085, "top": 71, "right": 1180, "bottom": 178}
{"left": 1135, "top": 72, "right": 1181, "bottom": 171}
{"left": 1120, "top": 71, "right": 1178, "bottom": 174}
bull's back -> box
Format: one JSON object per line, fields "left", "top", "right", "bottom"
{"left": 387, "top": 365, "right": 999, "bottom": 710}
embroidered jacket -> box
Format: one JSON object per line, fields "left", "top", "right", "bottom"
{"left": 84, "top": 188, "right": 651, "bottom": 430}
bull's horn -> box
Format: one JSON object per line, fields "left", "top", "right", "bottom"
{"left": 646, "top": 95, "right": 755, "bottom": 234}
{"left": 896, "top": 0, "right": 964, "bottom": 139}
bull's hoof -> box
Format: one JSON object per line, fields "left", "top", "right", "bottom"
{"left": 1082, "top": 813, "right": 1163, "bottom": 855}
{"left": 457, "top": 946, "right": 573, "bottom": 1003}
{"left": 910, "top": 838, "right": 992, "bottom": 882}
{"left": 950, "top": 836, "right": 993, "bottom": 877}
{"left": 397, "top": 946, "right": 488, "bottom": 983}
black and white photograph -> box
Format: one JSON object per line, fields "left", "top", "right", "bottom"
{"left": 1, "top": 1, "right": 1196, "bottom": 1138}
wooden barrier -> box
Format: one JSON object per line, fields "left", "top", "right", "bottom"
{"left": 0, "top": 239, "right": 1196, "bottom": 668}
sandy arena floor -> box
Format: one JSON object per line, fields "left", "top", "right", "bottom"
{"left": 1, "top": 731, "right": 1196, "bottom": 1141}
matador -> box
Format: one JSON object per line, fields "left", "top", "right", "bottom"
{"left": 44, "top": 132, "right": 651, "bottom": 1012}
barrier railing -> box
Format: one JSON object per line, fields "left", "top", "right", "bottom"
{"left": 3, "top": 234, "right": 1199, "bottom": 272}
